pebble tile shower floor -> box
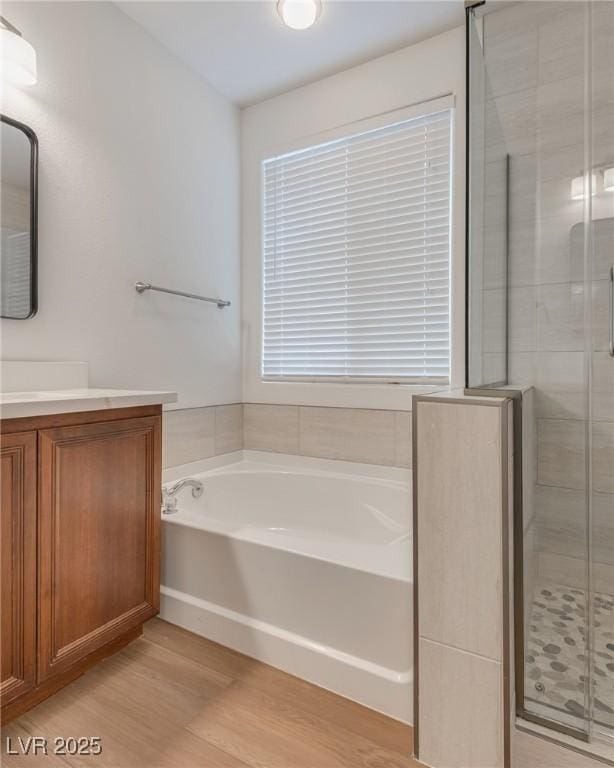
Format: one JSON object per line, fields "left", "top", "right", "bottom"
{"left": 526, "top": 583, "right": 614, "bottom": 730}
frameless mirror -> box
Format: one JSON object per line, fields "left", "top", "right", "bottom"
{"left": 1, "top": 114, "right": 37, "bottom": 319}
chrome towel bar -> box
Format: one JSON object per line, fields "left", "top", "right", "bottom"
{"left": 135, "top": 281, "right": 230, "bottom": 309}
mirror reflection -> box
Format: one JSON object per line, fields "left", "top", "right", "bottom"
{"left": 1, "top": 116, "right": 37, "bottom": 319}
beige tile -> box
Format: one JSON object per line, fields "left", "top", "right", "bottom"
{"left": 572, "top": 218, "right": 614, "bottom": 284}
{"left": 537, "top": 76, "right": 586, "bottom": 152}
{"left": 481, "top": 353, "right": 507, "bottom": 386}
{"left": 394, "top": 411, "right": 412, "bottom": 468}
{"left": 593, "top": 421, "right": 614, "bottom": 494}
{"left": 485, "top": 88, "right": 537, "bottom": 160}
{"left": 484, "top": 1, "right": 552, "bottom": 41}
{"left": 508, "top": 200, "right": 579, "bottom": 289}
{"left": 537, "top": 551, "right": 614, "bottom": 595}
{"left": 592, "top": 493, "right": 614, "bottom": 567}
{"left": 482, "top": 288, "right": 507, "bottom": 355}
{"left": 534, "top": 485, "right": 588, "bottom": 563}
{"left": 592, "top": 279, "right": 611, "bottom": 354}
{"left": 537, "top": 4, "right": 585, "bottom": 86}
{"left": 537, "top": 175, "right": 585, "bottom": 229}
{"left": 534, "top": 484, "right": 586, "bottom": 527}
{"left": 243, "top": 404, "right": 299, "bottom": 454}
{"left": 537, "top": 283, "right": 584, "bottom": 353}
{"left": 507, "top": 219, "right": 537, "bottom": 289}
{"left": 534, "top": 352, "right": 586, "bottom": 420}
{"left": 537, "top": 352, "right": 584, "bottom": 391}
{"left": 482, "top": 166, "right": 508, "bottom": 277}
{"left": 214, "top": 404, "right": 243, "bottom": 455}
{"left": 536, "top": 550, "right": 586, "bottom": 591}
{"left": 534, "top": 485, "right": 614, "bottom": 567}
{"left": 539, "top": 138, "right": 585, "bottom": 187}
{"left": 510, "top": 287, "right": 537, "bottom": 353}
{"left": 163, "top": 407, "right": 215, "bottom": 468}
{"left": 483, "top": 21, "right": 538, "bottom": 99}
{"left": 508, "top": 352, "right": 537, "bottom": 388}
{"left": 508, "top": 152, "right": 538, "bottom": 225}
{"left": 535, "top": 387, "right": 585, "bottom": 422}
{"left": 416, "top": 400, "right": 503, "bottom": 660}
{"left": 419, "top": 639, "right": 504, "bottom": 768}
{"left": 593, "top": 104, "right": 614, "bottom": 178}
{"left": 482, "top": 211, "right": 507, "bottom": 292}
{"left": 593, "top": 220, "right": 614, "bottom": 282}
{"left": 509, "top": 215, "right": 560, "bottom": 289}
{"left": 513, "top": 727, "right": 605, "bottom": 768}
{"left": 537, "top": 418, "right": 585, "bottom": 490}
{"left": 593, "top": 351, "right": 614, "bottom": 423}
{"left": 299, "top": 406, "right": 395, "bottom": 465}
{"left": 593, "top": 1, "right": 614, "bottom": 109}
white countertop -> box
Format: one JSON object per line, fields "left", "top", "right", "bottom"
{"left": 0, "top": 388, "right": 177, "bottom": 419}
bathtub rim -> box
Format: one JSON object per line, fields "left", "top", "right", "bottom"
{"left": 163, "top": 449, "right": 411, "bottom": 485}
{"left": 162, "top": 450, "right": 412, "bottom": 583}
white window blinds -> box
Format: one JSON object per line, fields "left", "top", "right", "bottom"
{"left": 262, "top": 107, "right": 452, "bottom": 382}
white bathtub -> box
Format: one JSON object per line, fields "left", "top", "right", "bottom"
{"left": 161, "top": 451, "right": 413, "bottom": 723}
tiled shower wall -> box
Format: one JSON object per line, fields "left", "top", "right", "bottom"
{"left": 482, "top": 2, "right": 614, "bottom": 588}
{"left": 163, "top": 404, "right": 412, "bottom": 469}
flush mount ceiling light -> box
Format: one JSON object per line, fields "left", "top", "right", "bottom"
{"left": 570, "top": 173, "right": 597, "bottom": 201}
{"left": 277, "top": 0, "right": 322, "bottom": 30}
{"left": 0, "top": 15, "right": 37, "bottom": 86}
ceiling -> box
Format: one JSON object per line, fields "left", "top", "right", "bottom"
{"left": 116, "top": 1, "right": 464, "bottom": 106}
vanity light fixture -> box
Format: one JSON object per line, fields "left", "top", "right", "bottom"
{"left": 0, "top": 15, "right": 37, "bottom": 86}
{"left": 604, "top": 167, "right": 614, "bottom": 192}
{"left": 277, "top": 0, "right": 322, "bottom": 30}
{"left": 570, "top": 173, "right": 597, "bottom": 201}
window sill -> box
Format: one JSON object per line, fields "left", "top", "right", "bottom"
{"left": 246, "top": 379, "right": 448, "bottom": 411}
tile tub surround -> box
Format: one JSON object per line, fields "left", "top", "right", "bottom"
{"left": 413, "top": 393, "right": 513, "bottom": 768}
{"left": 244, "top": 404, "right": 413, "bottom": 468}
{"left": 164, "top": 403, "right": 414, "bottom": 470}
{"left": 163, "top": 404, "right": 243, "bottom": 468}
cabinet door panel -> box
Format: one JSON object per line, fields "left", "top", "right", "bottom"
{"left": 0, "top": 431, "right": 37, "bottom": 704}
{"left": 38, "top": 416, "right": 160, "bottom": 681}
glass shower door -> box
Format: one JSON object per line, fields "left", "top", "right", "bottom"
{"left": 466, "top": 0, "right": 614, "bottom": 749}
{"left": 466, "top": 9, "right": 509, "bottom": 390}
{"left": 588, "top": 0, "right": 614, "bottom": 746}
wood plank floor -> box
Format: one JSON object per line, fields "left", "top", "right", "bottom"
{"left": 2, "top": 619, "right": 419, "bottom": 767}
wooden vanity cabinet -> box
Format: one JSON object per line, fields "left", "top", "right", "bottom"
{"left": 0, "top": 431, "right": 37, "bottom": 707}
{"left": 0, "top": 405, "right": 162, "bottom": 722}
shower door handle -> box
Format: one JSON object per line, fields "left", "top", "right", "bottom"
{"left": 610, "top": 265, "right": 614, "bottom": 357}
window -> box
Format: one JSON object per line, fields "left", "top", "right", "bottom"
{"left": 262, "top": 106, "right": 452, "bottom": 383}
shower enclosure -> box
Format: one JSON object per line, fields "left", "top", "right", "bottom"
{"left": 466, "top": 0, "right": 614, "bottom": 753}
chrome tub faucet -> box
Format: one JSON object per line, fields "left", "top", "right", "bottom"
{"left": 162, "top": 478, "right": 204, "bottom": 514}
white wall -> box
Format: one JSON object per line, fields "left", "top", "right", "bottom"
{"left": 0, "top": 1, "right": 241, "bottom": 409}
{"left": 241, "top": 26, "right": 466, "bottom": 410}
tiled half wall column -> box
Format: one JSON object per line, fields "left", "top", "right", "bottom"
{"left": 413, "top": 392, "right": 513, "bottom": 768}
